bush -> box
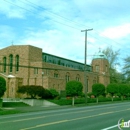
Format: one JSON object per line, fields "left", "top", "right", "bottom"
{"left": 3, "top": 102, "right": 29, "bottom": 107}
{"left": 39, "top": 89, "right": 52, "bottom": 99}
{"left": 17, "top": 85, "right": 44, "bottom": 99}
{"left": 49, "top": 89, "right": 59, "bottom": 99}
{"left": 40, "top": 89, "right": 59, "bottom": 99}
{"left": 92, "top": 83, "right": 105, "bottom": 103}
{"left": 50, "top": 97, "right": 123, "bottom": 105}
{"left": 0, "top": 77, "right": 6, "bottom": 98}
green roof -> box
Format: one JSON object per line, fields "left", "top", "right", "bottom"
{"left": 93, "top": 51, "right": 107, "bottom": 60}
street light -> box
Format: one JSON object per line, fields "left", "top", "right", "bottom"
{"left": 81, "top": 28, "right": 93, "bottom": 104}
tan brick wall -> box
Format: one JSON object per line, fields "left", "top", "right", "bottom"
{"left": 91, "top": 58, "right": 110, "bottom": 86}
{"left": 0, "top": 45, "right": 110, "bottom": 98}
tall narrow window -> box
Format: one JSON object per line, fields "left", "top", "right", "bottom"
{"left": 9, "top": 54, "right": 13, "bottom": 72}
{"left": 3, "top": 57, "right": 6, "bottom": 72}
{"left": 54, "top": 70, "right": 59, "bottom": 78}
{"left": 66, "top": 72, "right": 70, "bottom": 82}
{"left": 76, "top": 74, "right": 80, "bottom": 81}
{"left": 95, "top": 65, "right": 99, "bottom": 72}
{"left": 16, "top": 55, "right": 19, "bottom": 71}
{"left": 34, "top": 67, "right": 38, "bottom": 74}
{"left": 93, "top": 77, "right": 96, "bottom": 84}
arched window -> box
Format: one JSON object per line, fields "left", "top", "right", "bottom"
{"left": 66, "top": 72, "right": 70, "bottom": 82}
{"left": 9, "top": 54, "right": 13, "bottom": 72}
{"left": 54, "top": 70, "right": 59, "bottom": 78}
{"left": 76, "top": 74, "right": 80, "bottom": 81}
{"left": 93, "top": 77, "right": 96, "bottom": 84}
{"left": 3, "top": 57, "right": 6, "bottom": 72}
{"left": 95, "top": 65, "right": 99, "bottom": 72}
{"left": 15, "top": 55, "right": 19, "bottom": 71}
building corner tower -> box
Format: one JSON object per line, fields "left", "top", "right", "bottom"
{"left": 91, "top": 50, "right": 110, "bottom": 86}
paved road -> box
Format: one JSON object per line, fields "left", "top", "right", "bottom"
{"left": 0, "top": 102, "right": 130, "bottom": 130}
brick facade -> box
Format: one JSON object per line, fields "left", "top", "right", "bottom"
{"left": 0, "top": 45, "right": 110, "bottom": 98}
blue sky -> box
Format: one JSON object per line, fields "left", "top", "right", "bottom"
{"left": 0, "top": 0, "right": 130, "bottom": 71}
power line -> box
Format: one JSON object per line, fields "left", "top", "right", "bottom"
{"left": 3, "top": 0, "right": 126, "bottom": 50}
{"left": 24, "top": 0, "right": 87, "bottom": 28}
{"left": 4, "top": 0, "right": 81, "bottom": 30}
{"left": 24, "top": 0, "right": 125, "bottom": 47}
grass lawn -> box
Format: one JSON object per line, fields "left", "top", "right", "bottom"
{"left": 0, "top": 108, "right": 21, "bottom": 115}
{"left": 0, "top": 102, "right": 29, "bottom": 115}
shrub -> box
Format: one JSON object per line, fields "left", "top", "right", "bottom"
{"left": 49, "top": 89, "right": 59, "bottom": 99}
{"left": 92, "top": 83, "right": 105, "bottom": 103}
{"left": 17, "top": 85, "right": 44, "bottom": 99}
{"left": 66, "top": 80, "right": 83, "bottom": 106}
{"left": 0, "top": 77, "right": 6, "bottom": 98}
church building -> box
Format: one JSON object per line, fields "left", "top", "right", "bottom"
{"left": 0, "top": 45, "right": 110, "bottom": 98}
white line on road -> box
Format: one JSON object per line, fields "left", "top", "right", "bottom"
{"left": 101, "top": 124, "right": 120, "bottom": 130}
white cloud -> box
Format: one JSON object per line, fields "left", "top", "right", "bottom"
{"left": 100, "top": 23, "right": 130, "bottom": 39}
{"left": 0, "top": 0, "right": 36, "bottom": 19}
{"left": 1, "top": 0, "right": 130, "bottom": 69}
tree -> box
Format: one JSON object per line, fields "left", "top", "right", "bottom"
{"left": 0, "top": 77, "right": 6, "bottom": 98}
{"left": 127, "top": 84, "right": 130, "bottom": 100}
{"left": 118, "top": 84, "right": 129, "bottom": 100}
{"left": 123, "top": 56, "right": 130, "bottom": 83}
{"left": 92, "top": 83, "right": 105, "bottom": 103}
{"left": 17, "top": 85, "right": 27, "bottom": 94}
{"left": 102, "top": 46, "right": 121, "bottom": 83}
{"left": 39, "top": 89, "right": 52, "bottom": 99}
{"left": 106, "top": 83, "right": 118, "bottom": 101}
{"left": 66, "top": 81, "right": 83, "bottom": 106}
{"left": 49, "top": 89, "right": 59, "bottom": 99}
{"left": 17, "top": 85, "right": 44, "bottom": 99}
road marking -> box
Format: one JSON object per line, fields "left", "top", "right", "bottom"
{"left": 0, "top": 109, "right": 94, "bottom": 124}
{"left": 101, "top": 124, "right": 119, "bottom": 130}
{"left": 0, "top": 106, "right": 115, "bottom": 124}
{"left": 20, "top": 111, "right": 114, "bottom": 130}
{"left": 12, "top": 116, "right": 46, "bottom": 122}
{"left": 69, "top": 111, "right": 114, "bottom": 121}
{"left": 37, "top": 120, "right": 68, "bottom": 127}
{"left": 1, "top": 102, "right": 129, "bottom": 120}
{"left": 21, "top": 120, "right": 68, "bottom": 130}
{"left": 0, "top": 116, "right": 46, "bottom": 124}
{"left": 21, "top": 109, "right": 130, "bottom": 130}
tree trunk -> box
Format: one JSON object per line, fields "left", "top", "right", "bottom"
{"left": 0, "top": 99, "right": 3, "bottom": 108}
{"left": 121, "top": 95, "right": 123, "bottom": 101}
{"left": 96, "top": 97, "right": 98, "bottom": 104}
{"left": 112, "top": 96, "right": 113, "bottom": 102}
{"left": 72, "top": 97, "right": 75, "bottom": 106}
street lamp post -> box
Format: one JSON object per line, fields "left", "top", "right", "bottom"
{"left": 81, "top": 28, "right": 93, "bottom": 104}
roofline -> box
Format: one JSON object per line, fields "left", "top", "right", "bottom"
{"left": 1, "top": 45, "right": 42, "bottom": 50}
{"left": 42, "top": 52, "right": 91, "bottom": 67}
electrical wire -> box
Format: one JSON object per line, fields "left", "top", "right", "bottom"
{"left": 4, "top": 0, "right": 81, "bottom": 30}
{"left": 24, "top": 0, "right": 125, "bottom": 47}
{"left": 4, "top": 0, "right": 125, "bottom": 48}
{"left": 3, "top": 0, "right": 128, "bottom": 64}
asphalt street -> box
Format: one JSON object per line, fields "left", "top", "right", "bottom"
{"left": 0, "top": 102, "right": 130, "bottom": 130}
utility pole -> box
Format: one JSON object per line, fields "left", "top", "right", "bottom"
{"left": 81, "top": 28, "right": 93, "bottom": 104}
